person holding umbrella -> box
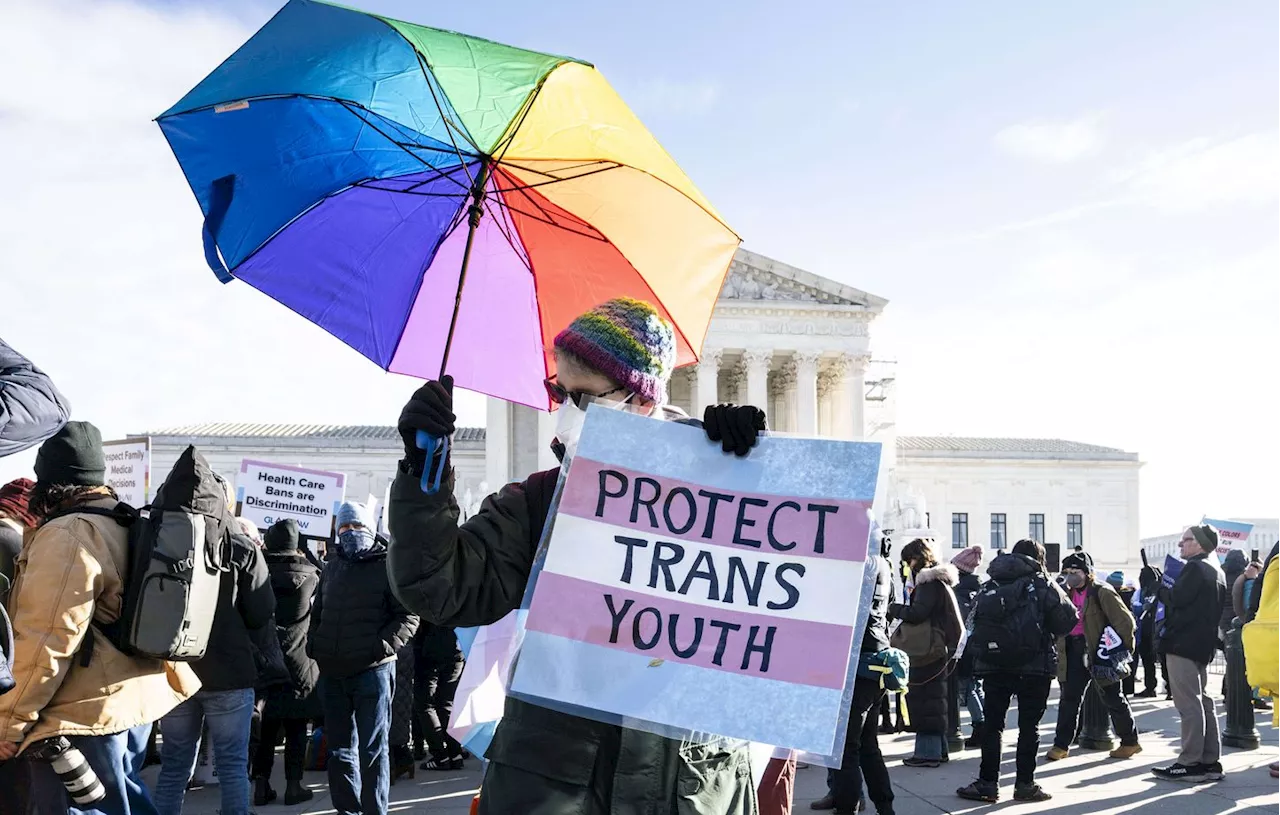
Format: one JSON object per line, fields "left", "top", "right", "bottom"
{"left": 389, "top": 298, "right": 768, "bottom": 814}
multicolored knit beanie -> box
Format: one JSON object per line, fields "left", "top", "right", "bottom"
{"left": 553, "top": 298, "right": 676, "bottom": 404}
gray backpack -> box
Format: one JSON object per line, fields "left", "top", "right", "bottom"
{"left": 54, "top": 445, "right": 229, "bottom": 662}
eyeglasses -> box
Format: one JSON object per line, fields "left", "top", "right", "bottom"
{"left": 544, "top": 375, "right": 628, "bottom": 409}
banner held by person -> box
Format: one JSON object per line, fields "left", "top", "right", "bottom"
{"left": 236, "top": 459, "right": 345, "bottom": 540}
{"left": 509, "top": 407, "right": 881, "bottom": 757}
{"left": 102, "top": 438, "right": 150, "bottom": 509}
{"left": 1201, "top": 517, "right": 1254, "bottom": 556}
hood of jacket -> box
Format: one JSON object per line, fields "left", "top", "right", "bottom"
{"left": 915, "top": 563, "right": 959, "bottom": 587}
{"left": 987, "top": 552, "right": 1043, "bottom": 583}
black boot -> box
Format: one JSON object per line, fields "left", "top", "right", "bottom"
{"left": 253, "top": 777, "right": 277, "bottom": 806}
{"left": 964, "top": 722, "right": 984, "bottom": 750}
{"left": 391, "top": 745, "right": 416, "bottom": 784}
{"left": 284, "top": 780, "right": 314, "bottom": 805}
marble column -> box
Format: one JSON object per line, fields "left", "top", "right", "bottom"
{"left": 817, "top": 367, "right": 840, "bottom": 438}
{"left": 693, "top": 349, "right": 722, "bottom": 416}
{"left": 844, "top": 354, "right": 871, "bottom": 441}
{"left": 794, "top": 351, "right": 821, "bottom": 435}
{"left": 743, "top": 349, "right": 773, "bottom": 411}
{"left": 774, "top": 361, "right": 797, "bottom": 433}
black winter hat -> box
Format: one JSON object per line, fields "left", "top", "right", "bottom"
{"left": 1061, "top": 550, "right": 1094, "bottom": 574}
{"left": 1190, "top": 525, "right": 1219, "bottom": 553}
{"left": 265, "top": 518, "right": 301, "bottom": 552}
{"left": 34, "top": 421, "right": 105, "bottom": 487}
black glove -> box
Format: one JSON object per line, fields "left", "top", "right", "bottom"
{"left": 398, "top": 376, "right": 455, "bottom": 473}
{"left": 887, "top": 602, "right": 904, "bottom": 622}
{"left": 702, "top": 404, "right": 767, "bottom": 457}
{"left": 1139, "top": 565, "right": 1162, "bottom": 592}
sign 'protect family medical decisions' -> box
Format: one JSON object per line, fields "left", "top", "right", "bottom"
{"left": 509, "top": 408, "right": 881, "bottom": 755}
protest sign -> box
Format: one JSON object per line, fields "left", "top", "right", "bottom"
{"left": 103, "top": 438, "right": 150, "bottom": 509}
{"left": 509, "top": 408, "right": 881, "bottom": 756}
{"left": 236, "top": 459, "right": 345, "bottom": 539}
{"left": 1201, "top": 517, "right": 1254, "bottom": 556}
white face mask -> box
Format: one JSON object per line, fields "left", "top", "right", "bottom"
{"left": 552, "top": 393, "right": 648, "bottom": 463}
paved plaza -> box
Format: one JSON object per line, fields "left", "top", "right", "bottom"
{"left": 158, "top": 692, "right": 1277, "bottom": 815}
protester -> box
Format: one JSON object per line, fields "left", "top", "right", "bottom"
{"left": 1134, "top": 563, "right": 1169, "bottom": 698}
{"left": 1109, "top": 573, "right": 1140, "bottom": 695}
{"left": 0, "top": 337, "right": 71, "bottom": 458}
{"left": 956, "top": 539, "right": 1078, "bottom": 804}
{"left": 309, "top": 500, "right": 419, "bottom": 815}
{"left": 252, "top": 519, "right": 322, "bottom": 806}
{"left": 154, "top": 477, "right": 276, "bottom": 815}
{"left": 1046, "top": 551, "right": 1141, "bottom": 761}
{"left": 0, "top": 478, "right": 37, "bottom": 600}
{"left": 1220, "top": 550, "right": 1247, "bottom": 644}
{"left": 1152, "top": 525, "right": 1227, "bottom": 783}
{"left": 814, "top": 529, "right": 896, "bottom": 815}
{"left": 889, "top": 538, "right": 963, "bottom": 768}
{"left": 0, "top": 422, "right": 200, "bottom": 815}
{"left": 950, "top": 544, "right": 985, "bottom": 748}
{"left": 389, "top": 298, "right": 768, "bottom": 813}
{"left": 758, "top": 754, "right": 797, "bottom": 815}
{"left": 414, "top": 624, "right": 467, "bottom": 771}
{"left": 1233, "top": 560, "right": 1272, "bottom": 711}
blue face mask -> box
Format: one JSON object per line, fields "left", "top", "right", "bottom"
{"left": 337, "top": 527, "right": 375, "bottom": 556}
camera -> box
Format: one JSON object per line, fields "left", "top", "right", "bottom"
{"left": 27, "top": 736, "right": 106, "bottom": 807}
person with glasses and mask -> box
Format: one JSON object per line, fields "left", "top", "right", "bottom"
{"left": 1044, "top": 550, "right": 1141, "bottom": 764}
{"left": 388, "top": 297, "right": 767, "bottom": 815}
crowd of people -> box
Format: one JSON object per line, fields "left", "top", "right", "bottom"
{"left": 1, "top": 298, "right": 1277, "bottom": 815}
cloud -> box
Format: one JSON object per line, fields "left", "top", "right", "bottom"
{"left": 994, "top": 114, "right": 1105, "bottom": 163}
{"left": 1113, "top": 132, "right": 1280, "bottom": 212}
{"left": 626, "top": 78, "right": 720, "bottom": 116}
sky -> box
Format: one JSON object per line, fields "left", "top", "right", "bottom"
{"left": 1, "top": 0, "right": 1276, "bottom": 536}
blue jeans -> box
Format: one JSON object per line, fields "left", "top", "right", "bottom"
{"left": 322, "top": 662, "right": 395, "bottom": 815}
{"left": 27, "top": 724, "right": 158, "bottom": 815}
{"left": 153, "top": 688, "right": 254, "bottom": 815}
{"left": 914, "top": 732, "right": 947, "bottom": 761}
{"left": 959, "top": 676, "right": 985, "bottom": 724}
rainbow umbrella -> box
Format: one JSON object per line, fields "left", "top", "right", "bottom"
{"left": 159, "top": 0, "right": 738, "bottom": 410}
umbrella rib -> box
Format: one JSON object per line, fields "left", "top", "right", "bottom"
{"left": 337, "top": 101, "right": 474, "bottom": 193}
{"left": 496, "top": 159, "right": 613, "bottom": 179}
{"left": 487, "top": 69, "right": 552, "bottom": 166}
{"left": 408, "top": 50, "right": 481, "bottom": 192}
{"left": 490, "top": 162, "right": 621, "bottom": 193}
{"left": 356, "top": 162, "right": 476, "bottom": 195}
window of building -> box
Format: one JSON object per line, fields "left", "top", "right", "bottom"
{"left": 952, "top": 513, "right": 968, "bottom": 548}
{"left": 1029, "top": 513, "right": 1045, "bottom": 543}
{"left": 925, "top": 512, "right": 931, "bottom": 529}
{"left": 991, "top": 513, "right": 1007, "bottom": 549}
{"left": 1067, "top": 514, "right": 1084, "bottom": 549}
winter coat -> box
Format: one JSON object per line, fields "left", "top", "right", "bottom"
{"left": 0, "top": 338, "right": 71, "bottom": 458}
{"left": 891, "top": 564, "right": 962, "bottom": 736}
{"left": 861, "top": 554, "right": 892, "bottom": 654}
{"left": 417, "top": 622, "right": 463, "bottom": 668}
{"left": 264, "top": 550, "right": 322, "bottom": 719}
{"left": 1056, "top": 580, "right": 1136, "bottom": 687}
{"left": 1159, "top": 552, "right": 1227, "bottom": 665}
{"left": 1221, "top": 550, "right": 1247, "bottom": 634}
{"left": 389, "top": 465, "right": 758, "bottom": 815}
{"left": 191, "top": 533, "right": 275, "bottom": 693}
{"left": 972, "top": 552, "right": 1078, "bottom": 678}
{"left": 307, "top": 538, "right": 419, "bottom": 680}
{"left": 0, "top": 498, "right": 200, "bottom": 750}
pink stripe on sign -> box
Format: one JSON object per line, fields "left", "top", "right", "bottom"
{"left": 557, "top": 458, "right": 869, "bottom": 562}
{"left": 525, "top": 571, "right": 854, "bottom": 689}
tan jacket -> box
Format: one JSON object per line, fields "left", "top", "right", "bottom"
{"left": 1057, "top": 580, "right": 1136, "bottom": 687}
{"left": 0, "top": 498, "right": 200, "bottom": 750}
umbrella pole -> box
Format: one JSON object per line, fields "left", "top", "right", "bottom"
{"left": 439, "top": 164, "right": 491, "bottom": 379}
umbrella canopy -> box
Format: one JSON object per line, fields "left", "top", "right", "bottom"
{"left": 159, "top": 0, "right": 738, "bottom": 409}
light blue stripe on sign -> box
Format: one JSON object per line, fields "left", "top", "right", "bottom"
{"left": 573, "top": 407, "right": 881, "bottom": 502}
{"left": 510, "top": 629, "right": 844, "bottom": 754}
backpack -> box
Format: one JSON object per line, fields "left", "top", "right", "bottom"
{"left": 51, "top": 445, "right": 229, "bottom": 662}
{"left": 969, "top": 574, "right": 1045, "bottom": 669}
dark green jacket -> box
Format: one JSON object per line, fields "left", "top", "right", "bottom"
{"left": 388, "top": 465, "right": 757, "bottom": 815}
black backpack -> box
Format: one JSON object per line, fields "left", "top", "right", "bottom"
{"left": 969, "top": 574, "right": 1045, "bottom": 669}
{"left": 49, "top": 446, "right": 230, "bottom": 663}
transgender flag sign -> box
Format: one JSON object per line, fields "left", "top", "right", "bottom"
{"left": 509, "top": 407, "right": 882, "bottom": 756}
